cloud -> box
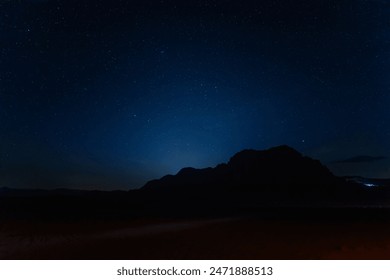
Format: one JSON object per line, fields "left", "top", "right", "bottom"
{"left": 331, "top": 155, "right": 387, "bottom": 164}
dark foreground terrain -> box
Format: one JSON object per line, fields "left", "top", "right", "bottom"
{"left": 2, "top": 213, "right": 390, "bottom": 259}
{"left": 1, "top": 191, "right": 390, "bottom": 260}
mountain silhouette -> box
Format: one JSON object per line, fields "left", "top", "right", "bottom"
{"left": 142, "top": 146, "right": 358, "bottom": 204}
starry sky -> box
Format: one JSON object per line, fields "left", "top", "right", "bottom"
{"left": 1, "top": 0, "right": 389, "bottom": 190}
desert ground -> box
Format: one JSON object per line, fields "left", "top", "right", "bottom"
{"left": 1, "top": 215, "right": 390, "bottom": 259}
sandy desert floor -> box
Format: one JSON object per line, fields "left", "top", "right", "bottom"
{"left": 1, "top": 217, "right": 390, "bottom": 259}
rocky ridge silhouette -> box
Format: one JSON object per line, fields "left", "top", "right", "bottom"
{"left": 142, "top": 145, "right": 361, "bottom": 203}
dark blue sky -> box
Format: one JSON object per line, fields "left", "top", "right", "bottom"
{"left": 1, "top": 0, "right": 389, "bottom": 189}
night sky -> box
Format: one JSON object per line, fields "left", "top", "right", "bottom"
{"left": 1, "top": 0, "right": 389, "bottom": 190}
